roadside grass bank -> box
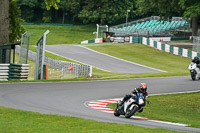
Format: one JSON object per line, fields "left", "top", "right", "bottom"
{"left": 0, "top": 106, "right": 183, "bottom": 133}
{"left": 23, "top": 24, "right": 96, "bottom": 45}
{"left": 1, "top": 43, "right": 192, "bottom": 82}
{"left": 107, "top": 92, "right": 200, "bottom": 128}
{"left": 87, "top": 43, "right": 191, "bottom": 77}
{"left": 20, "top": 25, "right": 192, "bottom": 81}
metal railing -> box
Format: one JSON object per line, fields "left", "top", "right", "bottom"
{"left": 16, "top": 46, "right": 92, "bottom": 79}
{"left": 193, "top": 36, "right": 200, "bottom": 53}
{"left": 109, "top": 16, "right": 190, "bottom": 37}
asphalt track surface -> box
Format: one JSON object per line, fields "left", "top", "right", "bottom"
{"left": 45, "top": 45, "right": 164, "bottom": 73}
{"left": 0, "top": 77, "right": 200, "bottom": 132}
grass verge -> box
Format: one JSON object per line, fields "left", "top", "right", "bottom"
{"left": 0, "top": 106, "right": 183, "bottom": 133}
{"left": 107, "top": 92, "right": 200, "bottom": 128}
{"left": 23, "top": 24, "right": 96, "bottom": 45}
{"left": 87, "top": 43, "right": 191, "bottom": 79}
{"left": 3, "top": 43, "right": 192, "bottom": 82}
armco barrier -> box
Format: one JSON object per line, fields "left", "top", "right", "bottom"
{"left": 0, "top": 64, "right": 9, "bottom": 81}
{"left": 142, "top": 37, "right": 200, "bottom": 59}
{"left": 9, "top": 63, "right": 29, "bottom": 80}
{"left": 16, "top": 46, "right": 92, "bottom": 78}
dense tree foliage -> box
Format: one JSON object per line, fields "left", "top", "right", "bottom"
{"left": 135, "top": 0, "right": 183, "bottom": 19}
{"left": 17, "top": 0, "right": 135, "bottom": 25}
{"left": 179, "top": 0, "right": 200, "bottom": 35}
{"left": 0, "top": 0, "right": 199, "bottom": 45}
{"left": 76, "top": 0, "right": 134, "bottom": 25}
{"left": 9, "top": 0, "right": 25, "bottom": 43}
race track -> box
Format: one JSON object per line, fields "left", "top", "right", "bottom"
{"left": 45, "top": 45, "right": 164, "bottom": 73}
{"left": 0, "top": 76, "right": 200, "bottom": 132}
{"left": 0, "top": 45, "right": 199, "bottom": 132}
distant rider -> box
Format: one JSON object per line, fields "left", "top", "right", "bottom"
{"left": 119, "top": 83, "right": 148, "bottom": 113}
{"left": 192, "top": 56, "right": 200, "bottom": 68}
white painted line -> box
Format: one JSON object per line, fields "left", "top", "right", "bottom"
{"left": 149, "top": 90, "right": 200, "bottom": 96}
{"left": 86, "top": 96, "right": 191, "bottom": 127}
{"left": 45, "top": 49, "right": 111, "bottom": 72}
{"left": 81, "top": 46, "right": 166, "bottom": 72}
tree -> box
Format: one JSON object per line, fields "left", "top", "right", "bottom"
{"left": 135, "top": 0, "right": 183, "bottom": 19}
{"left": 77, "top": 0, "right": 134, "bottom": 25}
{"left": 9, "top": 0, "right": 25, "bottom": 43}
{"left": 45, "top": 0, "right": 60, "bottom": 10}
{"left": 179, "top": 0, "right": 200, "bottom": 36}
{"left": 0, "top": 0, "right": 60, "bottom": 45}
{"left": 17, "top": 0, "right": 38, "bottom": 22}
{"left": 58, "top": 0, "right": 71, "bottom": 24}
{"left": 0, "top": 0, "right": 9, "bottom": 44}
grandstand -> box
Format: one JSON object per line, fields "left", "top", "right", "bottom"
{"left": 109, "top": 16, "right": 190, "bottom": 37}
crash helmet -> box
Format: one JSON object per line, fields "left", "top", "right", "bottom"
{"left": 194, "top": 56, "right": 199, "bottom": 61}
{"left": 139, "top": 83, "right": 147, "bottom": 93}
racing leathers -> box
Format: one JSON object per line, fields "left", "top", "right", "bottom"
{"left": 120, "top": 88, "right": 148, "bottom": 112}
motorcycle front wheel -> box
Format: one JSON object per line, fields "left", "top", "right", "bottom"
{"left": 125, "top": 104, "right": 139, "bottom": 118}
{"left": 114, "top": 108, "right": 120, "bottom": 117}
{"left": 191, "top": 72, "right": 196, "bottom": 80}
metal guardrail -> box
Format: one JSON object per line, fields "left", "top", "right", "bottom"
{"left": 142, "top": 37, "right": 200, "bottom": 59}
{"left": 16, "top": 46, "right": 92, "bottom": 78}
{"left": 9, "top": 63, "right": 29, "bottom": 80}
{"left": 0, "top": 63, "right": 29, "bottom": 81}
{"left": 0, "top": 64, "right": 9, "bottom": 81}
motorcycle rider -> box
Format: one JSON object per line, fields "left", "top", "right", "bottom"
{"left": 192, "top": 56, "right": 200, "bottom": 68}
{"left": 119, "top": 83, "right": 148, "bottom": 113}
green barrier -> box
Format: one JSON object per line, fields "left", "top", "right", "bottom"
{"left": 8, "top": 63, "right": 29, "bottom": 80}
{"left": 88, "top": 39, "right": 95, "bottom": 43}
{"left": 178, "top": 48, "right": 183, "bottom": 56}
{"left": 133, "top": 37, "right": 142, "bottom": 44}
{"left": 153, "top": 41, "right": 157, "bottom": 48}
{"left": 161, "top": 43, "right": 165, "bottom": 51}
{"left": 198, "top": 53, "right": 200, "bottom": 58}
{"left": 187, "top": 50, "right": 192, "bottom": 58}
{"left": 170, "top": 46, "right": 174, "bottom": 54}
{"left": 21, "top": 23, "right": 35, "bottom": 25}
{"left": 147, "top": 38, "right": 150, "bottom": 45}
{"left": 21, "top": 23, "right": 73, "bottom": 26}
{"left": 40, "top": 23, "right": 73, "bottom": 26}
{"left": 171, "top": 36, "right": 190, "bottom": 41}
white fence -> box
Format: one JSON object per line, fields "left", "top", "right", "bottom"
{"left": 0, "top": 64, "right": 29, "bottom": 81}
{"left": 16, "top": 46, "right": 92, "bottom": 79}
{"left": 0, "top": 64, "right": 9, "bottom": 81}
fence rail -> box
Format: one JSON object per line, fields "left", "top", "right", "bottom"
{"left": 9, "top": 63, "right": 29, "bottom": 80}
{"left": 142, "top": 37, "right": 200, "bottom": 59}
{"left": 0, "top": 64, "right": 9, "bottom": 81}
{"left": 0, "top": 63, "right": 29, "bottom": 81}
{"left": 16, "top": 46, "right": 92, "bottom": 79}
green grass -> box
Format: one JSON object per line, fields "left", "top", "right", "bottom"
{"left": 0, "top": 25, "right": 198, "bottom": 132}
{"left": 23, "top": 24, "right": 96, "bottom": 45}
{"left": 0, "top": 106, "right": 183, "bottom": 133}
{"left": 107, "top": 92, "right": 200, "bottom": 128}
{"left": 87, "top": 44, "right": 191, "bottom": 79}
{"left": 10, "top": 43, "right": 192, "bottom": 81}
{"left": 21, "top": 25, "right": 192, "bottom": 80}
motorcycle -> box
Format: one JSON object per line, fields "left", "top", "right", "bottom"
{"left": 188, "top": 62, "right": 200, "bottom": 80}
{"left": 114, "top": 93, "right": 148, "bottom": 118}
